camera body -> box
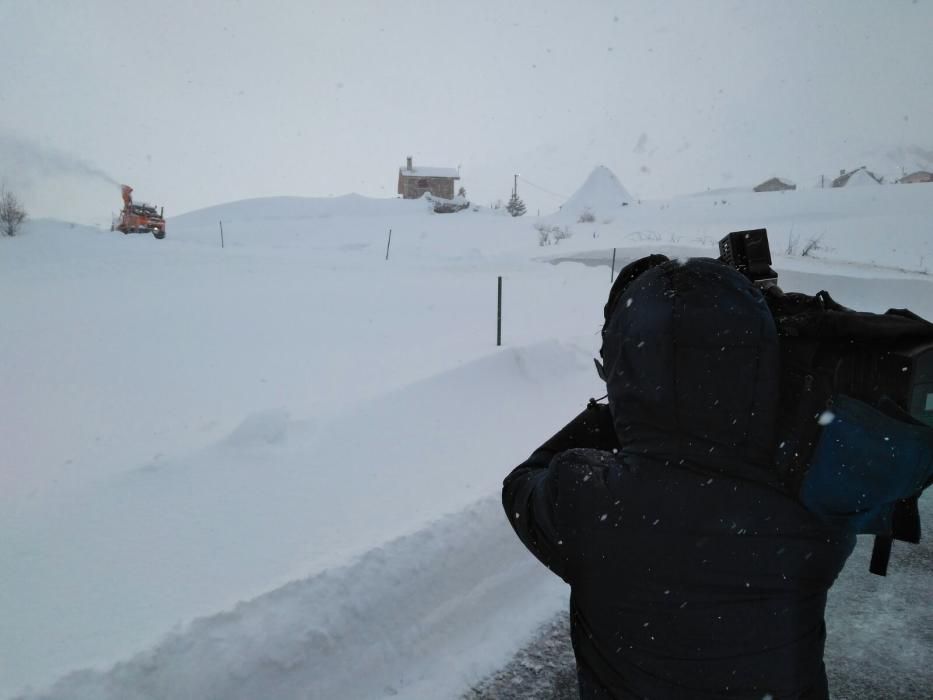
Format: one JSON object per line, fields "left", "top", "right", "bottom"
{"left": 718, "top": 229, "right": 778, "bottom": 287}
{"left": 719, "top": 229, "right": 933, "bottom": 428}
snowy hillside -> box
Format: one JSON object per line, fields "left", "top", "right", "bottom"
{"left": 2, "top": 177, "right": 933, "bottom": 699}
{"left": 864, "top": 144, "right": 933, "bottom": 184}
{"left": 169, "top": 193, "right": 436, "bottom": 227}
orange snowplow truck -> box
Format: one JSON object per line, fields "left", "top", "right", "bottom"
{"left": 113, "top": 185, "right": 166, "bottom": 239}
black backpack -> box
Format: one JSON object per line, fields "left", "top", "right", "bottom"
{"left": 767, "top": 288, "right": 933, "bottom": 575}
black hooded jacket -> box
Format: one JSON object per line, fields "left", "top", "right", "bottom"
{"left": 503, "top": 258, "right": 856, "bottom": 699}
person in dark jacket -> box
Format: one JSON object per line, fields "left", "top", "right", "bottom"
{"left": 503, "top": 256, "right": 857, "bottom": 699}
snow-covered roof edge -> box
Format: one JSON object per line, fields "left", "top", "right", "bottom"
{"left": 399, "top": 166, "right": 460, "bottom": 179}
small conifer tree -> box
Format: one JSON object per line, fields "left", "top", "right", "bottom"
{"left": 506, "top": 192, "right": 526, "bottom": 217}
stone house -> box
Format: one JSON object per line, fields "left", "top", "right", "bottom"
{"left": 754, "top": 177, "right": 796, "bottom": 193}
{"left": 897, "top": 170, "right": 933, "bottom": 184}
{"left": 832, "top": 166, "right": 883, "bottom": 187}
{"left": 397, "top": 157, "right": 460, "bottom": 199}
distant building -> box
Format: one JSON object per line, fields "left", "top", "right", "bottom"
{"left": 397, "top": 156, "right": 460, "bottom": 199}
{"left": 897, "top": 170, "right": 933, "bottom": 184}
{"left": 753, "top": 177, "right": 796, "bottom": 193}
{"left": 832, "top": 166, "right": 883, "bottom": 188}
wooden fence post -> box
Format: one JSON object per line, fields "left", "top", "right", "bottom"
{"left": 497, "top": 276, "right": 503, "bottom": 347}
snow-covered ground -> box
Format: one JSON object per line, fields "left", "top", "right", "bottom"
{"left": 2, "top": 171, "right": 932, "bottom": 699}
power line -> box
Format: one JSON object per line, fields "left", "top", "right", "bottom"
{"left": 517, "top": 176, "right": 570, "bottom": 200}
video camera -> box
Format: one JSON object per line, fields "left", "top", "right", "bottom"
{"left": 718, "top": 229, "right": 933, "bottom": 428}
{"left": 717, "top": 228, "right": 778, "bottom": 288}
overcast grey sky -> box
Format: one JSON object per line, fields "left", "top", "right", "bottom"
{"left": 1, "top": 0, "right": 931, "bottom": 223}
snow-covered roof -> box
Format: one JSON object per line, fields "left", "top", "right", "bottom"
{"left": 554, "top": 165, "right": 634, "bottom": 220}
{"left": 846, "top": 168, "right": 883, "bottom": 186}
{"left": 753, "top": 177, "right": 796, "bottom": 191}
{"left": 834, "top": 166, "right": 883, "bottom": 187}
{"left": 399, "top": 166, "right": 459, "bottom": 179}
{"left": 898, "top": 170, "right": 933, "bottom": 183}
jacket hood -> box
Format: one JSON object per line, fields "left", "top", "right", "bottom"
{"left": 600, "top": 257, "right": 779, "bottom": 478}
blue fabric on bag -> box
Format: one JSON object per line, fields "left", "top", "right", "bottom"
{"left": 799, "top": 394, "right": 933, "bottom": 534}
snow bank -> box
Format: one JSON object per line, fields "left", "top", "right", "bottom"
{"left": 170, "top": 193, "right": 431, "bottom": 228}
{"left": 1, "top": 332, "right": 599, "bottom": 697}
{"left": 12, "top": 497, "right": 566, "bottom": 700}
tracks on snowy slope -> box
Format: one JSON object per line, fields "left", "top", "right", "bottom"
{"left": 15, "top": 497, "right": 566, "bottom": 700}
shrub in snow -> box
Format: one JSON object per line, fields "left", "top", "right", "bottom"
{"left": 552, "top": 225, "right": 571, "bottom": 244}
{"left": 800, "top": 235, "right": 825, "bottom": 257}
{"left": 425, "top": 193, "right": 469, "bottom": 214}
{"left": 533, "top": 223, "right": 571, "bottom": 246}
{"left": 785, "top": 232, "right": 830, "bottom": 258}
{"left": 628, "top": 230, "right": 661, "bottom": 242}
{"left": 431, "top": 198, "right": 469, "bottom": 214}
{"left": 0, "top": 189, "right": 27, "bottom": 237}
{"left": 577, "top": 208, "right": 595, "bottom": 223}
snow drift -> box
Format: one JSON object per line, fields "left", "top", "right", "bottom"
{"left": 170, "top": 193, "right": 432, "bottom": 228}
{"left": 12, "top": 497, "right": 566, "bottom": 700}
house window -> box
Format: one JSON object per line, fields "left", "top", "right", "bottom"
{"left": 417, "top": 179, "right": 428, "bottom": 187}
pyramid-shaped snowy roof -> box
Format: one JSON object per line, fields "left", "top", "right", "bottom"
{"left": 559, "top": 166, "right": 634, "bottom": 218}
